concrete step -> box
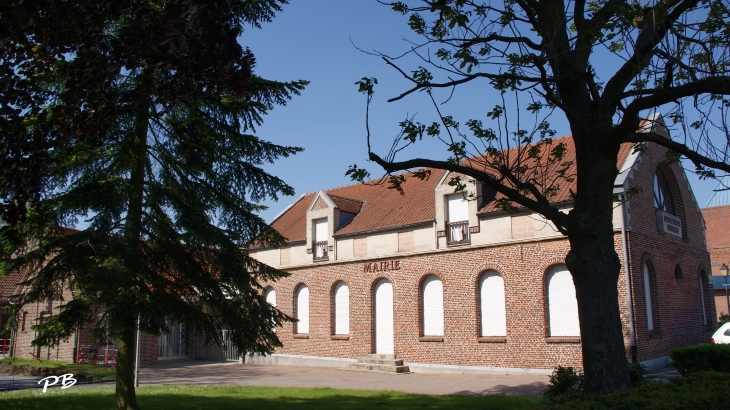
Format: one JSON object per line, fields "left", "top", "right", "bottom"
{"left": 345, "top": 363, "right": 410, "bottom": 373}
{"left": 357, "top": 357, "right": 404, "bottom": 366}
{"left": 368, "top": 354, "right": 396, "bottom": 360}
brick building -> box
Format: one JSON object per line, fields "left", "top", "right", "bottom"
{"left": 249, "top": 117, "right": 714, "bottom": 373}
{"left": 700, "top": 178, "right": 730, "bottom": 321}
{"left": 1, "top": 261, "right": 232, "bottom": 366}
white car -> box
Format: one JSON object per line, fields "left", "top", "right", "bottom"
{"left": 711, "top": 323, "right": 730, "bottom": 344}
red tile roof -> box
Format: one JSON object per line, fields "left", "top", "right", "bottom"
{"left": 270, "top": 136, "right": 635, "bottom": 243}
{"left": 0, "top": 269, "right": 24, "bottom": 302}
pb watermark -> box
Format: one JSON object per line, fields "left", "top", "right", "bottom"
{"left": 38, "top": 374, "right": 77, "bottom": 392}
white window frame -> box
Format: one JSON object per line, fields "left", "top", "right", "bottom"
{"left": 333, "top": 281, "right": 350, "bottom": 335}
{"left": 479, "top": 272, "right": 507, "bottom": 337}
{"left": 296, "top": 284, "right": 309, "bottom": 334}
{"left": 422, "top": 275, "right": 444, "bottom": 337}
{"left": 546, "top": 265, "right": 580, "bottom": 337}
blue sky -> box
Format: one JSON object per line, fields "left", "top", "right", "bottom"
{"left": 242, "top": 1, "right": 721, "bottom": 223}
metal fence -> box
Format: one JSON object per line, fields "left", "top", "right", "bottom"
{"left": 77, "top": 344, "right": 117, "bottom": 368}
{"left": 0, "top": 338, "right": 10, "bottom": 357}
{"left": 221, "top": 330, "right": 239, "bottom": 361}
{"left": 158, "top": 321, "right": 187, "bottom": 358}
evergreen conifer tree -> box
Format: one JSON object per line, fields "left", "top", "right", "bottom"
{"left": 0, "top": 1, "right": 305, "bottom": 409}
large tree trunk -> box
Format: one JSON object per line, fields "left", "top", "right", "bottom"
{"left": 116, "top": 67, "right": 152, "bottom": 410}
{"left": 115, "top": 320, "right": 140, "bottom": 410}
{"left": 566, "top": 133, "right": 632, "bottom": 394}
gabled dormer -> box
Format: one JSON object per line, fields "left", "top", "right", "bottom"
{"left": 434, "top": 172, "right": 483, "bottom": 247}
{"left": 305, "top": 190, "right": 363, "bottom": 262}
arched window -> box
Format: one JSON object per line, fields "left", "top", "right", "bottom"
{"left": 422, "top": 275, "right": 444, "bottom": 336}
{"left": 643, "top": 261, "right": 660, "bottom": 332}
{"left": 654, "top": 169, "right": 676, "bottom": 215}
{"left": 546, "top": 265, "right": 580, "bottom": 337}
{"left": 265, "top": 287, "right": 277, "bottom": 332}
{"left": 479, "top": 271, "right": 507, "bottom": 337}
{"left": 699, "top": 269, "right": 712, "bottom": 327}
{"left": 333, "top": 281, "right": 349, "bottom": 335}
{"left": 674, "top": 265, "right": 683, "bottom": 281}
{"left": 295, "top": 284, "right": 309, "bottom": 334}
{"left": 265, "top": 287, "right": 276, "bottom": 307}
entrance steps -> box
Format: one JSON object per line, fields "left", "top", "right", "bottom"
{"left": 345, "top": 354, "right": 410, "bottom": 374}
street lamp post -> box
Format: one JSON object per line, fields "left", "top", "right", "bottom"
{"left": 721, "top": 264, "right": 730, "bottom": 315}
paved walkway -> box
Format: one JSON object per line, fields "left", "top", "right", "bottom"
{"left": 138, "top": 360, "right": 550, "bottom": 396}
{"left": 0, "top": 361, "right": 682, "bottom": 395}
{"left": 0, "top": 374, "right": 42, "bottom": 391}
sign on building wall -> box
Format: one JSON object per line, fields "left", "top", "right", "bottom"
{"left": 363, "top": 260, "right": 401, "bottom": 273}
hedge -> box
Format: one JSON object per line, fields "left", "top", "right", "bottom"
{"left": 548, "top": 371, "right": 730, "bottom": 410}
{"left": 669, "top": 343, "right": 730, "bottom": 376}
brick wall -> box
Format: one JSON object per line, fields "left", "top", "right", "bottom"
{"left": 263, "top": 236, "right": 624, "bottom": 370}
{"left": 623, "top": 139, "right": 715, "bottom": 361}
{"left": 11, "top": 295, "right": 159, "bottom": 365}
{"left": 259, "top": 141, "right": 711, "bottom": 370}
{"left": 700, "top": 205, "right": 730, "bottom": 276}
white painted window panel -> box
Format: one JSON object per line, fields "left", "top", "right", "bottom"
{"left": 447, "top": 194, "right": 469, "bottom": 222}
{"left": 643, "top": 263, "right": 654, "bottom": 331}
{"left": 314, "top": 219, "right": 328, "bottom": 242}
{"left": 334, "top": 282, "right": 350, "bottom": 335}
{"left": 422, "top": 276, "right": 444, "bottom": 336}
{"left": 375, "top": 279, "right": 394, "bottom": 354}
{"left": 480, "top": 273, "right": 507, "bottom": 337}
{"left": 265, "top": 288, "right": 276, "bottom": 307}
{"left": 296, "top": 285, "right": 309, "bottom": 334}
{"left": 700, "top": 275, "right": 707, "bottom": 326}
{"left": 265, "top": 287, "right": 277, "bottom": 332}
{"left": 547, "top": 266, "right": 580, "bottom": 337}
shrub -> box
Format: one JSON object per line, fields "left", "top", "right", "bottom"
{"left": 669, "top": 343, "right": 730, "bottom": 376}
{"left": 548, "top": 371, "right": 730, "bottom": 409}
{"left": 627, "top": 361, "right": 647, "bottom": 387}
{"left": 543, "top": 366, "right": 585, "bottom": 404}
{"left": 719, "top": 312, "right": 730, "bottom": 326}
{"left": 543, "top": 361, "right": 648, "bottom": 404}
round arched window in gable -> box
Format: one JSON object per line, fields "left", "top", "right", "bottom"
{"left": 654, "top": 169, "right": 676, "bottom": 215}
{"left": 674, "top": 265, "right": 683, "bottom": 281}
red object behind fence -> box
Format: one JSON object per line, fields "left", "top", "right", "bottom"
{"left": 76, "top": 344, "right": 117, "bottom": 368}
{"left": 0, "top": 339, "right": 9, "bottom": 356}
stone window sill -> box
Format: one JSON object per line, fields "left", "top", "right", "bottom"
{"left": 546, "top": 337, "right": 581, "bottom": 343}
{"left": 419, "top": 336, "right": 444, "bottom": 342}
{"left": 293, "top": 334, "right": 309, "bottom": 339}
{"left": 478, "top": 336, "right": 507, "bottom": 343}
{"left": 331, "top": 335, "right": 349, "bottom": 340}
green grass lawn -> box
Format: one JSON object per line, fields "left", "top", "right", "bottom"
{"left": 0, "top": 358, "right": 116, "bottom": 381}
{"left": 0, "top": 385, "right": 542, "bottom": 410}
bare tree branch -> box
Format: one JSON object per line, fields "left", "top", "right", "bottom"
{"left": 601, "top": 0, "right": 702, "bottom": 108}
{"left": 367, "top": 151, "right": 570, "bottom": 232}
{"left": 382, "top": 57, "right": 547, "bottom": 103}
{"left": 616, "top": 77, "right": 730, "bottom": 135}
{"left": 620, "top": 131, "right": 730, "bottom": 174}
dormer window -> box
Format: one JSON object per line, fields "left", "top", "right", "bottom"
{"left": 313, "top": 218, "right": 329, "bottom": 261}
{"left": 447, "top": 194, "right": 470, "bottom": 245}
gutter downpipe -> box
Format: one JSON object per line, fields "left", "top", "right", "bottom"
{"left": 433, "top": 221, "right": 439, "bottom": 249}
{"left": 617, "top": 188, "right": 638, "bottom": 363}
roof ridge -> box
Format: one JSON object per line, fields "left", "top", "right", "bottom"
{"left": 328, "top": 193, "right": 364, "bottom": 202}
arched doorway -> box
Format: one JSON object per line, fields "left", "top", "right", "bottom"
{"left": 374, "top": 279, "right": 394, "bottom": 354}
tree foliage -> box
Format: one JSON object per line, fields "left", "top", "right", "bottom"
{"left": 0, "top": 1, "right": 305, "bottom": 409}
{"left": 351, "top": 0, "right": 730, "bottom": 395}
